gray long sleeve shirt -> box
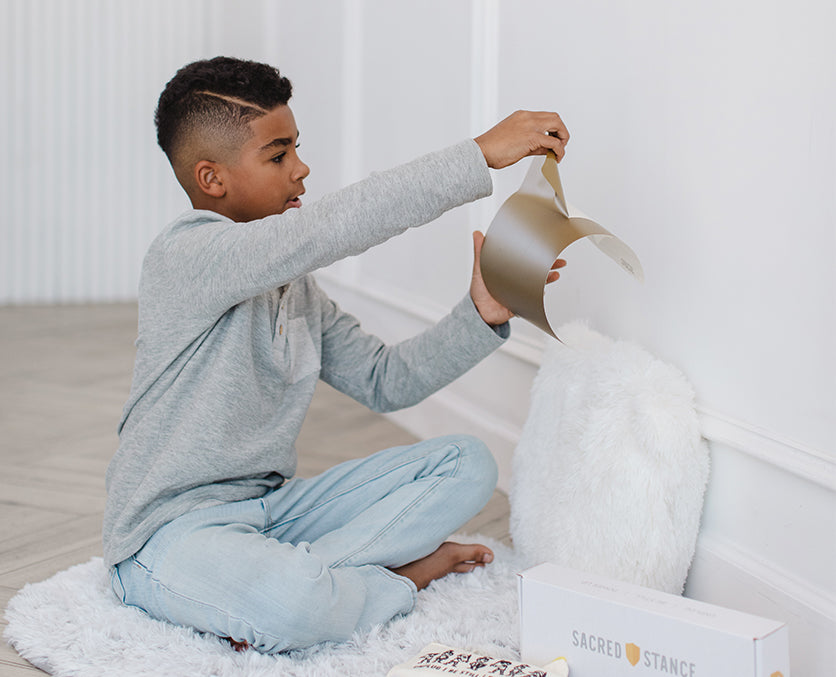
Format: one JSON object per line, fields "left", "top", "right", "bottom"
{"left": 103, "top": 139, "right": 507, "bottom": 566}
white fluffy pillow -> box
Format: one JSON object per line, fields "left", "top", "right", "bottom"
{"left": 510, "top": 322, "right": 709, "bottom": 594}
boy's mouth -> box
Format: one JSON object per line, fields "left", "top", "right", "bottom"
{"left": 285, "top": 196, "right": 302, "bottom": 209}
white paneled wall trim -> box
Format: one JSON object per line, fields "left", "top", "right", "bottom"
{"left": 697, "top": 406, "right": 836, "bottom": 492}
{"left": 690, "top": 533, "right": 836, "bottom": 626}
{"left": 687, "top": 534, "right": 836, "bottom": 672}
{"left": 468, "top": 0, "right": 501, "bottom": 232}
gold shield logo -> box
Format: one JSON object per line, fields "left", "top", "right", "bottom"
{"left": 771, "top": 673, "right": 784, "bottom": 677}
{"left": 625, "top": 643, "right": 641, "bottom": 667}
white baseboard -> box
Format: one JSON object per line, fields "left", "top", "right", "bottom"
{"left": 686, "top": 533, "right": 836, "bottom": 676}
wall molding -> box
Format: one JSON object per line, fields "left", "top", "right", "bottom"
{"left": 686, "top": 533, "right": 836, "bottom": 674}
{"left": 340, "top": 0, "right": 365, "bottom": 189}
{"left": 469, "top": 0, "right": 499, "bottom": 138}
{"left": 469, "top": 0, "right": 501, "bottom": 235}
{"left": 691, "top": 532, "right": 836, "bottom": 621}
{"left": 697, "top": 405, "right": 835, "bottom": 491}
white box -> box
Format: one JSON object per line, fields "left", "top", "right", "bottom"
{"left": 518, "top": 562, "right": 789, "bottom": 677}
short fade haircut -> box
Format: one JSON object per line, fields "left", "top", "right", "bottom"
{"left": 155, "top": 56, "right": 293, "bottom": 166}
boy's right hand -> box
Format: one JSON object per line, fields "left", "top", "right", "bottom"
{"left": 474, "top": 110, "right": 570, "bottom": 169}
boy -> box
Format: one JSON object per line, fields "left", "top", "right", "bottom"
{"left": 104, "top": 56, "right": 568, "bottom": 654}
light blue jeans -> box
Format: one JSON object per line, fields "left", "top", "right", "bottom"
{"left": 110, "top": 434, "right": 497, "bottom": 653}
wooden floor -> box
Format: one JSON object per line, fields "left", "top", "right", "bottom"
{"left": 0, "top": 303, "right": 510, "bottom": 675}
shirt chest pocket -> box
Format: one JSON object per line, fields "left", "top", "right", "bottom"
{"left": 273, "top": 316, "right": 320, "bottom": 384}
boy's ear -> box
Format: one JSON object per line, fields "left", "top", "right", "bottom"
{"left": 194, "top": 160, "right": 226, "bottom": 198}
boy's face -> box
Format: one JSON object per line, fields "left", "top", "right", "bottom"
{"left": 222, "top": 104, "right": 309, "bottom": 222}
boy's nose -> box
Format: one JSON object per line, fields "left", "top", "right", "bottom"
{"left": 294, "top": 158, "right": 310, "bottom": 181}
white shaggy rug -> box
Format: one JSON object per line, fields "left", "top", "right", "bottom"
{"left": 4, "top": 323, "right": 709, "bottom": 675}
{"left": 4, "top": 537, "right": 526, "bottom": 677}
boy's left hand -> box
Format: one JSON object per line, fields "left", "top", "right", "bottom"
{"left": 470, "top": 231, "right": 566, "bottom": 327}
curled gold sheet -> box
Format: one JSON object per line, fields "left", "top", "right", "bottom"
{"left": 480, "top": 153, "right": 643, "bottom": 339}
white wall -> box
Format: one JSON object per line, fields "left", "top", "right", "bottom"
{"left": 275, "top": 1, "right": 836, "bottom": 673}
{"left": 2, "top": 1, "right": 833, "bottom": 673}
{"left": 0, "top": 0, "right": 281, "bottom": 304}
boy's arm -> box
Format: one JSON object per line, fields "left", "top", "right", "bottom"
{"left": 151, "top": 110, "right": 568, "bottom": 327}
{"left": 316, "top": 200, "right": 569, "bottom": 410}
{"left": 317, "top": 282, "right": 507, "bottom": 414}
{"left": 156, "top": 141, "right": 491, "bottom": 324}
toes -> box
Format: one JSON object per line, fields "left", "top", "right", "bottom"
{"left": 445, "top": 542, "right": 494, "bottom": 568}
{"left": 452, "top": 562, "right": 477, "bottom": 574}
{"left": 462, "top": 544, "right": 494, "bottom": 564}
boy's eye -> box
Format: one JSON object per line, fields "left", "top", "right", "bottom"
{"left": 271, "top": 144, "right": 300, "bottom": 164}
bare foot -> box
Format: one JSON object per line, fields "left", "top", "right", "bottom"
{"left": 391, "top": 541, "right": 494, "bottom": 591}
{"left": 223, "top": 637, "right": 251, "bottom": 652}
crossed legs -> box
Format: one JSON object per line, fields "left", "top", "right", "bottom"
{"left": 111, "top": 434, "right": 497, "bottom": 653}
